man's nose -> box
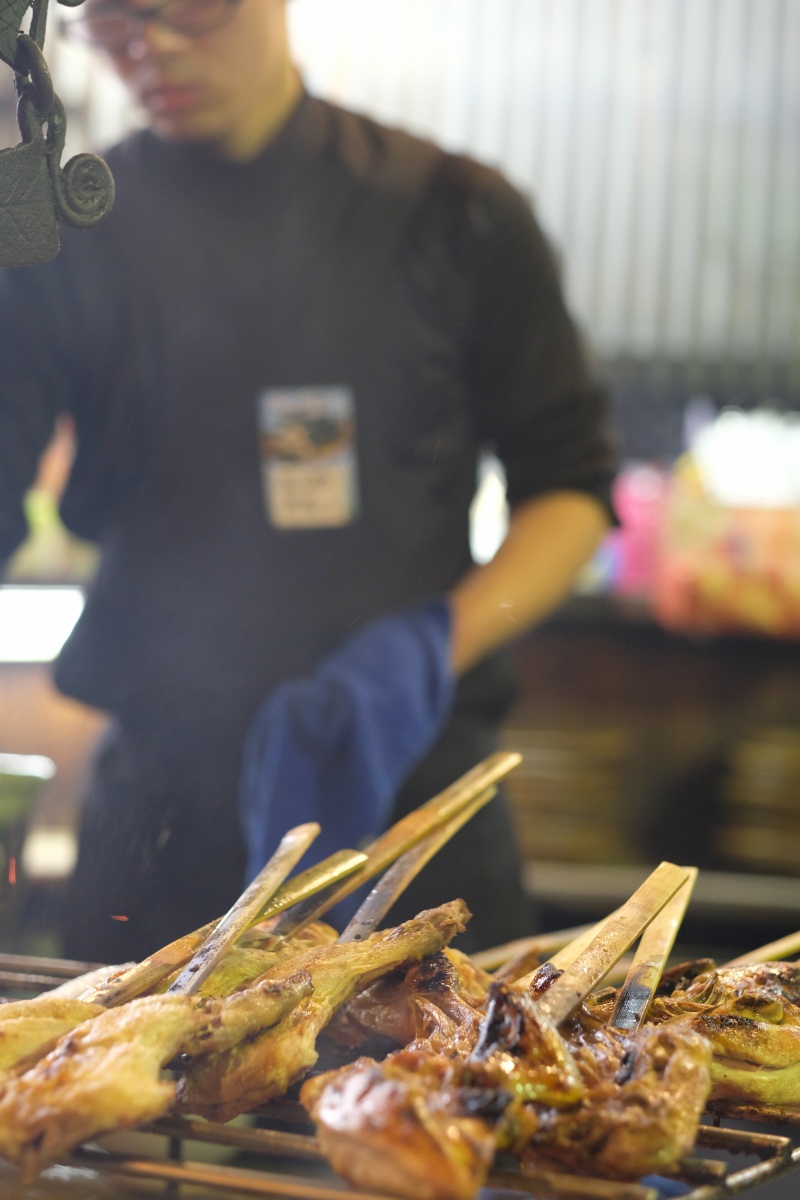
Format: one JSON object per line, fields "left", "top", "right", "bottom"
{"left": 126, "top": 15, "right": 185, "bottom": 59}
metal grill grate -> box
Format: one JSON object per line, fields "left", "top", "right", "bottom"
{"left": 2, "top": 952, "right": 800, "bottom": 1200}
{"left": 60, "top": 1113, "right": 800, "bottom": 1200}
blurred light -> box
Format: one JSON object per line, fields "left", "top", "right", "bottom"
{"left": 21, "top": 826, "right": 77, "bottom": 880}
{"left": 470, "top": 454, "right": 509, "bottom": 565}
{"left": 0, "top": 586, "right": 84, "bottom": 663}
{"left": 0, "top": 752, "right": 55, "bottom": 779}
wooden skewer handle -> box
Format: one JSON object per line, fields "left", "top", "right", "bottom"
{"left": 531, "top": 861, "right": 690, "bottom": 1027}
{"left": 270, "top": 751, "right": 522, "bottom": 938}
{"left": 338, "top": 786, "right": 497, "bottom": 943}
{"left": 610, "top": 867, "right": 698, "bottom": 1030}
{"left": 168, "top": 822, "right": 321, "bottom": 995}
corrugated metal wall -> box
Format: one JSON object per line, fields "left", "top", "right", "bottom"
{"left": 6, "top": 0, "right": 797, "bottom": 418}
{"left": 287, "top": 0, "right": 799, "bottom": 400}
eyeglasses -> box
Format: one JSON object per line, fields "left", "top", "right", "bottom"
{"left": 61, "top": 0, "right": 243, "bottom": 51}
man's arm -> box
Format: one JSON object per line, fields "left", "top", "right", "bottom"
{"left": 448, "top": 489, "right": 609, "bottom": 675}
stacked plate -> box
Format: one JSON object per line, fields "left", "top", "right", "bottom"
{"left": 500, "top": 726, "right": 638, "bottom": 864}
{"left": 717, "top": 727, "right": 800, "bottom": 873}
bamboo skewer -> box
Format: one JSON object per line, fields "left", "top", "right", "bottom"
{"left": 609, "top": 867, "right": 698, "bottom": 1030}
{"left": 473, "top": 924, "right": 594, "bottom": 974}
{"left": 240, "top": 850, "right": 369, "bottom": 939}
{"left": 81, "top": 846, "right": 367, "bottom": 1007}
{"left": 337, "top": 786, "right": 497, "bottom": 943}
{"left": 167, "top": 823, "right": 321, "bottom": 996}
{"left": 549, "top": 913, "right": 621, "bottom": 971}
{"left": 491, "top": 914, "right": 626, "bottom": 986}
{"left": 522, "top": 862, "right": 690, "bottom": 1027}
{"left": 723, "top": 929, "right": 800, "bottom": 969}
{"left": 266, "top": 751, "right": 522, "bottom": 940}
{"left": 80, "top": 752, "right": 520, "bottom": 1006}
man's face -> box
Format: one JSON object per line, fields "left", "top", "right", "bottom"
{"left": 87, "top": 0, "right": 297, "bottom": 158}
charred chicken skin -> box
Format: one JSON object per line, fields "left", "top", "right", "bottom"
{"left": 177, "top": 900, "right": 470, "bottom": 1122}
{"left": 302, "top": 979, "right": 586, "bottom": 1200}
{"left": 642, "top": 960, "right": 800, "bottom": 1106}
{"left": 302, "top": 1050, "right": 500, "bottom": 1200}
{"left": 326, "top": 948, "right": 490, "bottom": 1059}
{"left": 527, "top": 1020, "right": 712, "bottom": 1180}
{"left": 303, "top": 962, "right": 714, "bottom": 1199}
{"left": 681, "top": 961, "right": 800, "bottom": 1008}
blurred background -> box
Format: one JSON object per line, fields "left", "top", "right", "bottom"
{"left": 1, "top": 0, "right": 799, "bottom": 957}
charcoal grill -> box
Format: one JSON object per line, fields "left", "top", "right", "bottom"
{"left": 2, "top": 952, "right": 800, "bottom": 1200}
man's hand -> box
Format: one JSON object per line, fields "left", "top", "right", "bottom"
{"left": 448, "top": 490, "right": 610, "bottom": 675}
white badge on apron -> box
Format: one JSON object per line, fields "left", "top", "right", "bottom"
{"left": 257, "top": 387, "right": 360, "bottom": 529}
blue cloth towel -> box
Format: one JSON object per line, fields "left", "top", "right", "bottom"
{"left": 239, "top": 598, "right": 454, "bottom": 905}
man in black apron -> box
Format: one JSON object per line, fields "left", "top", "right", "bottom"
{"left": 0, "top": 0, "right": 615, "bottom": 960}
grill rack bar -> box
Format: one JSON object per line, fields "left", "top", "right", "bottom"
{"left": 0, "top": 952, "right": 101, "bottom": 995}
{"left": 57, "top": 1111, "right": 796, "bottom": 1200}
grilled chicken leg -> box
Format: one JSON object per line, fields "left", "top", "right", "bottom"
{"left": 178, "top": 900, "right": 470, "bottom": 1122}
{"left": 0, "top": 972, "right": 311, "bottom": 1179}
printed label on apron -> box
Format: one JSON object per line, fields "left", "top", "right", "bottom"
{"left": 257, "top": 387, "right": 360, "bottom": 529}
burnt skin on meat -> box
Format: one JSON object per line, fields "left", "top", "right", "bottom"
{"left": 681, "top": 962, "right": 800, "bottom": 1008}
{"left": 303, "top": 956, "right": 716, "bottom": 1199}
{"left": 638, "top": 960, "right": 800, "bottom": 1106}
{"left": 327, "top": 948, "right": 490, "bottom": 1059}
{"left": 656, "top": 984, "right": 800, "bottom": 1107}
{"left": 526, "top": 1021, "right": 712, "bottom": 1180}
{"left": 302, "top": 979, "right": 586, "bottom": 1200}
{"left": 177, "top": 901, "right": 471, "bottom": 1122}
{"left": 302, "top": 1050, "right": 500, "bottom": 1200}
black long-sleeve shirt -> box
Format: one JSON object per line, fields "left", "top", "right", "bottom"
{"left": 0, "top": 92, "right": 615, "bottom": 736}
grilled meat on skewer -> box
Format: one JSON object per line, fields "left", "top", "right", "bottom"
{"left": 303, "top": 964, "right": 713, "bottom": 1199}
{"left": 574, "top": 957, "right": 800, "bottom": 1109}
{"left": 155, "top": 920, "right": 338, "bottom": 997}
{"left": 526, "top": 1021, "right": 712, "bottom": 1180}
{"left": 302, "top": 1050, "right": 499, "bottom": 1200}
{"left": 622, "top": 960, "right": 800, "bottom": 1107}
{"left": 0, "top": 997, "right": 105, "bottom": 1078}
{"left": 651, "top": 986, "right": 800, "bottom": 1107}
{"left": 326, "top": 948, "right": 490, "bottom": 1058}
{"left": 0, "top": 922, "right": 337, "bottom": 1084}
{"left": 679, "top": 961, "right": 800, "bottom": 1007}
{"left": 177, "top": 900, "right": 470, "bottom": 1122}
{"left": 0, "top": 972, "right": 311, "bottom": 1180}
{"left": 302, "top": 979, "right": 585, "bottom": 1200}
{"left": 686, "top": 993, "right": 800, "bottom": 1106}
